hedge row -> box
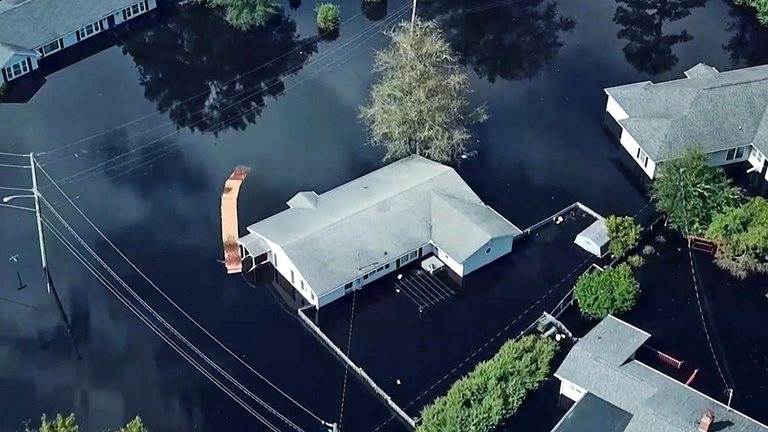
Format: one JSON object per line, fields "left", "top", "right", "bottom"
{"left": 417, "top": 335, "right": 557, "bottom": 432}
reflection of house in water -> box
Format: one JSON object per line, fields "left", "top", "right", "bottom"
{"left": 0, "top": 0, "right": 157, "bottom": 85}
{"left": 238, "top": 156, "right": 522, "bottom": 309}
{"left": 553, "top": 315, "right": 768, "bottom": 432}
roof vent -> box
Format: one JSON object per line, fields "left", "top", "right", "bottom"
{"left": 698, "top": 410, "right": 714, "bottom": 432}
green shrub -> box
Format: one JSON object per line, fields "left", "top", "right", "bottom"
{"left": 605, "top": 215, "right": 641, "bottom": 257}
{"left": 315, "top": 3, "right": 341, "bottom": 32}
{"left": 733, "top": 0, "right": 768, "bottom": 25}
{"left": 194, "top": 0, "right": 281, "bottom": 30}
{"left": 707, "top": 197, "right": 768, "bottom": 278}
{"left": 25, "top": 414, "right": 147, "bottom": 432}
{"left": 626, "top": 254, "right": 644, "bottom": 268}
{"left": 575, "top": 264, "right": 639, "bottom": 319}
{"left": 417, "top": 336, "right": 557, "bottom": 432}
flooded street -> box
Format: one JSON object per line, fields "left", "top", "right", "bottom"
{"left": 1, "top": 0, "right": 768, "bottom": 430}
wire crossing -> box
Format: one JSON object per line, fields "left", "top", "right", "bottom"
{"left": 35, "top": 161, "right": 330, "bottom": 427}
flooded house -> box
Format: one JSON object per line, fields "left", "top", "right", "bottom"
{"left": 0, "top": 0, "right": 156, "bottom": 84}
{"left": 237, "top": 155, "right": 522, "bottom": 309}
{"left": 604, "top": 63, "right": 768, "bottom": 181}
{"left": 553, "top": 315, "right": 768, "bottom": 432}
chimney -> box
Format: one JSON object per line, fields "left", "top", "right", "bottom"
{"left": 698, "top": 411, "right": 714, "bottom": 432}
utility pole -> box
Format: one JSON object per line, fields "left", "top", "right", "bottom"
{"left": 410, "top": 0, "right": 417, "bottom": 32}
{"left": 2, "top": 153, "right": 80, "bottom": 359}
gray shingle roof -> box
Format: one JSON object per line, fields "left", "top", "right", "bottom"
{"left": 243, "top": 156, "right": 521, "bottom": 297}
{"left": 605, "top": 63, "right": 768, "bottom": 160}
{"left": 552, "top": 393, "right": 633, "bottom": 432}
{"left": 0, "top": 0, "right": 137, "bottom": 49}
{"left": 556, "top": 316, "right": 768, "bottom": 432}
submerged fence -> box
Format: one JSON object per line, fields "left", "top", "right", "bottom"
{"left": 521, "top": 201, "right": 605, "bottom": 237}
{"left": 297, "top": 306, "right": 417, "bottom": 430}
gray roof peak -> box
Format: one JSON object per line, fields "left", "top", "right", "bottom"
{"left": 684, "top": 63, "right": 719, "bottom": 79}
{"left": 287, "top": 191, "right": 319, "bottom": 209}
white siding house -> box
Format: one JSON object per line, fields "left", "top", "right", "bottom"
{"left": 605, "top": 63, "right": 768, "bottom": 181}
{"left": 0, "top": 0, "right": 156, "bottom": 84}
{"left": 552, "top": 316, "right": 768, "bottom": 432}
{"left": 238, "top": 156, "right": 523, "bottom": 309}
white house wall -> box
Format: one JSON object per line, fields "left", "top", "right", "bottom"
{"left": 606, "top": 95, "right": 629, "bottom": 121}
{"left": 462, "top": 236, "right": 514, "bottom": 275}
{"left": 260, "top": 237, "right": 318, "bottom": 307}
{"left": 619, "top": 129, "right": 657, "bottom": 178}
{"left": 559, "top": 378, "right": 587, "bottom": 402}
{"left": 433, "top": 244, "right": 464, "bottom": 276}
{"left": 707, "top": 146, "right": 750, "bottom": 167}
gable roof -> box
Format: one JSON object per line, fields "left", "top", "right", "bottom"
{"left": 244, "top": 156, "right": 521, "bottom": 297}
{"left": 605, "top": 63, "right": 768, "bottom": 161}
{"left": 0, "top": 0, "right": 137, "bottom": 49}
{"left": 556, "top": 316, "right": 768, "bottom": 432}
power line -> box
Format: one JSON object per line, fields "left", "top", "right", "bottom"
{"left": 0, "top": 151, "right": 29, "bottom": 157}
{"left": 40, "top": 217, "right": 284, "bottom": 432}
{"left": 0, "top": 163, "right": 31, "bottom": 169}
{"left": 0, "top": 203, "right": 34, "bottom": 212}
{"left": 40, "top": 4, "right": 411, "bottom": 188}
{"left": 36, "top": 162, "right": 323, "bottom": 428}
{"left": 40, "top": 0, "right": 411, "bottom": 161}
{"left": 338, "top": 290, "right": 357, "bottom": 428}
{"left": 0, "top": 186, "right": 32, "bottom": 192}
{"left": 39, "top": 196, "right": 304, "bottom": 432}
{"left": 47, "top": 9, "right": 409, "bottom": 189}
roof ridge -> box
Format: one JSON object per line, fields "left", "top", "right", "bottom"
{"left": 701, "top": 76, "right": 768, "bottom": 91}
{"left": 431, "top": 191, "right": 496, "bottom": 239}
{"left": 281, "top": 162, "right": 455, "bottom": 249}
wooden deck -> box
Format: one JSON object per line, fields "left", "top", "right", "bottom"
{"left": 221, "top": 166, "right": 250, "bottom": 274}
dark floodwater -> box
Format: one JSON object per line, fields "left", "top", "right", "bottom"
{"left": 1, "top": 0, "right": 768, "bottom": 430}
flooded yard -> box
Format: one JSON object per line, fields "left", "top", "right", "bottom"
{"left": 1, "top": 0, "right": 768, "bottom": 430}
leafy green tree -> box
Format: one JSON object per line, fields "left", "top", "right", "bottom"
{"left": 418, "top": 336, "right": 556, "bottom": 432}
{"left": 315, "top": 3, "right": 341, "bottom": 32}
{"left": 605, "top": 215, "right": 642, "bottom": 257}
{"left": 194, "top": 0, "right": 281, "bottom": 29}
{"left": 575, "top": 264, "right": 639, "bottom": 319}
{"left": 359, "top": 19, "right": 487, "bottom": 163}
{"left": 651, "top": 149, "right": 740, "bottom": 236}
{"left": 732, "top": 0, "right": 768, "bottom": 25}
{"left": 26, "top": 414, "right": 147, "bottom": 432}
{"left": 707, "top": 197, "right": 768, "bottom": 278}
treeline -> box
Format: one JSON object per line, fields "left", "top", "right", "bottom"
{"left": 25, "top": 414, "right": 146, "bottom": 432}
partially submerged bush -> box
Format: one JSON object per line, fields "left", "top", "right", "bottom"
{"left": 606, "top": 215, "right": 642, "bottom": 257}
{"left": 626, "top": 254, "right": 644, "bottom": 268}
{"left": 642, "top": 245, "right": 656, "bottom": 255}
{"left": 707, "top": 197, "right": 768, "bottom": 279}
{"left": 418, "top": 336, "right": 557, "bottom": 432}
{"left": 315, "top": 3, "right": 341, "bottom": 32}
{"left": 575, "top": 264, "right": 639, "bottom": 319}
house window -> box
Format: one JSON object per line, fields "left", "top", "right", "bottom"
{"left": 409, "top": 251, "right": 418, "bottom": 261}
{"left": 377, "top": 266, "right": 384, "bottom": 272}
{"left": 132, "top": 4, "right": 140, "bottom": 14}
{"left": 636, "top": 147, "right": 649, "bottom": 167}
{"left": 5, "top": 60, "right": 29, "bottom": 79}
{"left": 385, "top": 263, "right": 390, "bottom": 269}
{"left": 401, "top": 255, "right": 409, "bottom": 265}
{"left": 300, "top": 280, "right": 304, "bottom": 291}
{"left": 274, "top": 254, "right": 278, "bottom": 268}
{"left": 345, "top": 282, "right": 353, "bottom": 289}
{"left": 485, "top": 247, "right": 492, "bottom": 254}
{"left": 139, "top": 1, "right": 147, "bottom": 12}
{"left": 363, "top": 274, "right": 368, "bottom": 280}
{"left": 726, "top": 148, "right": 737, "bottom": 161}
{"left": 736, "top": 146, "right": 745, "bottom": 159}
{"left": 41, "top": 40, "right": 61, "bottom": 55}
{"left": 290, "top": 270, "right": 295, "bottom": 284}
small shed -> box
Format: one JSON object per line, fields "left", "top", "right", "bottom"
{"left": 574, "top": 220, "right": 609, "bottom": 258}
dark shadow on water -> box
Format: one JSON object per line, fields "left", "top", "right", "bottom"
{"left": 419, "top": 0, "right": 576, "bottom": 82}
{"left": 614, "top": 0, "right": 707, "bottom": 75}
{"left": 121, "top": 2, "right": 318, "bottom": 135}
{"left": 362, "top": 0, "right": 388, "bottom": 21}
{"left": 723, "top": 2, "right": 768, "bottom": 67}
{"left": 318, "top": 27, "right": 341, "bottom": 42}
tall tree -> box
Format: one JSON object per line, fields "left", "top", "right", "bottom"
{"left": 606, "top": 215, "right": 642, "bottom": 257}
{"left": 26, "top": 414, "right": 147, "bottom": 432}
{"left": 359, "top": 19, "right": 486, "bottom": 163}
{"left": 614, "top": 0, "right": 707, "bottom": 75}
{"left": 724, "top": 2, "right": 768, "bottom": 67}
{"left": 122, "top": 2, "right": 316, "bottom": 135}
{"left": 707, "top": 197, "right": 768, "bottom": 278}
{"left": 731, "top": 0, "right": 768, "bottom": 25}
{"left": 419, "top": 0, "right": 575, "bottom": 82}
{"left": 193, "top": 0, "right": 281, "bottom": 30}
{"left": 651, "top": 150, "right": 741, "bottom": 236}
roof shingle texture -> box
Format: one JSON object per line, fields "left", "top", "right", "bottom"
{"left": 605, "top": 63, "right": 768, "bottom": 161}
{"left": 244, "top": 156, "right": 521, "bottom": 297}
{"left": 0, "top": 0, "right": 135, "bottom": 49}
{"left": 556, "top": 316, "right": 768, "bottom": 432}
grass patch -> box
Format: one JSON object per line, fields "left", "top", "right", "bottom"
{"left": 417, "top": 335, "right": 557, "bottom": 432}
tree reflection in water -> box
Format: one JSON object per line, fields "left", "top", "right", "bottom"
{"left": 121, "top": 2, "right": 318, "bottom": 134}
{"left": 724, "top": 3, "right": 768, "bottom": 67}
{"left": 420, "top": 0, "right": 575, "bottom": 82}
{"left": 614, "top": 0, "right": 706, "bottom": 75}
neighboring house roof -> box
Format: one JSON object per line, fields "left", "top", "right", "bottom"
{"left": 0, "top": 0, "right": 137, "bottom": 49}
{"left": 555, "top": 316, "right": 768, "bottom": 432}
{"left": 605, "top": 63, "right": 768, "bottom": 161}
{"left": 0, "top": 41, "right": 38, "bottom": 66}
{"left": 243, "top": 156, "right": 521, "bottom": 297}
{"left": 551, "top": 393, "right": 633, "bottom": 432}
